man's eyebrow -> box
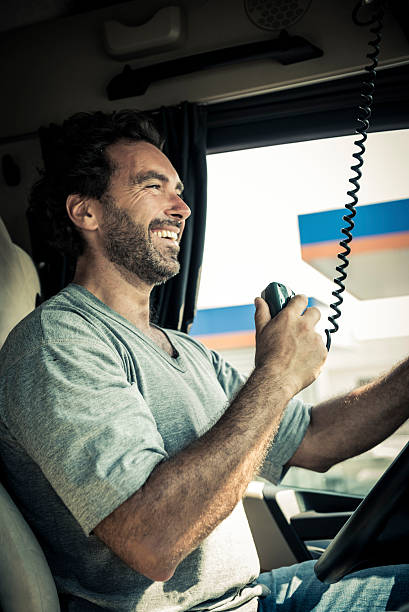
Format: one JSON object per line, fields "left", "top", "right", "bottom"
{"left": 129, "top": 170, "right": 184, "bottom": 193}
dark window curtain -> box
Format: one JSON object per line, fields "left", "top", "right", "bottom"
{"left": 27, "top": 102, "right": 208, "bottom": 333}
{"left": 149, "top": 102, "right": 207, "bottom": 332}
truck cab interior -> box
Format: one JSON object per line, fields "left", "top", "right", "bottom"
{"left": 0, "top": 1, "right": 409, "bottom": 610}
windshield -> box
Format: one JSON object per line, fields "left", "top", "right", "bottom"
{"left": 192, "top": 128, "right": 409, "bottom": 496}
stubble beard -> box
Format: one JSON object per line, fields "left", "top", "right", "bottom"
{"left": 100, "top": 195, "right": 180, "bottom": 286}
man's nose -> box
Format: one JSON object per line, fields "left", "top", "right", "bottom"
{"left": 165, "top": 194, "right": 191, "bottom": 220}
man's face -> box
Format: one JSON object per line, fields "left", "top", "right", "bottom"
{"left": 98, "top": 141, "right": 191, "bottom": 286}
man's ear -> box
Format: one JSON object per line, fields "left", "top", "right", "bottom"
{"left": 66, "top": 194, "right": 99, "bottom": 232}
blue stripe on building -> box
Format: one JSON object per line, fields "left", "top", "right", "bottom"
{"left": 190, "top": 303, "right": 255, "bottom": 336}
{"left": 191, "top": 299, "right": 315, "bottom": 336}
{"left": 298, "top": 198, "right": 409, "bottom": 245}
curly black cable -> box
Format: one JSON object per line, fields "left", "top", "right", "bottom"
{"left": 325, "top": 4, "right": 384, "bottom": 351}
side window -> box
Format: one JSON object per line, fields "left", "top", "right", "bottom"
{"left": 192, "top": 129, "right": 409, "bottom": 496}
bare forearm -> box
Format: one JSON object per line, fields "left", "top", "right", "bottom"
{"left": 95, "top": 365, "right": 292, "bottom": 580}
{"left": 290, "top": 356, "right": 409, "bottom": 472}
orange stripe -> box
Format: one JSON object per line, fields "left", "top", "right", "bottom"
{"left": 193, "top": 330, "right": 256, "bottom": 350}
{"left": 301, "top": 231, "right": 409, "bottom": 261}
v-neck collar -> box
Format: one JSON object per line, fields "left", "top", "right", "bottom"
{"left": 66, "top": 284, "right": 187, "bottom": 372}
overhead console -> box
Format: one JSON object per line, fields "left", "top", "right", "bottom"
{"left": 1, "top": 0, "right": 409, "bottom": 138}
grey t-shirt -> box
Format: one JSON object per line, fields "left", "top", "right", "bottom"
{"left": 0, "top": 284, "right": 311, "bottom": 611}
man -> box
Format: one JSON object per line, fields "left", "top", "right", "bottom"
{"left": 0, "top": 109, "right": 408, "bottom": 611}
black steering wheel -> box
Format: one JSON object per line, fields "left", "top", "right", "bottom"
{"left": 314, "top": 441, "right": 409, "bottom": 583}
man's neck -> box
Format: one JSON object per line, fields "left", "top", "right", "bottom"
{"left": 73, "top": 255, "right": 153, "bottom": 333}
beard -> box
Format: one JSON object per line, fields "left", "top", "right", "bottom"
{"left": 99, "top": 195, "right": 181, "bottom": 286}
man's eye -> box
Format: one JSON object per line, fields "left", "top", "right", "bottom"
{"left": 147, "top": 184, "right": 161, "bottom": 190}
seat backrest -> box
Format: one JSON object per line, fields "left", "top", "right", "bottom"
{"left": 0, "top": 216, "right": 41, "bottom": 347}
{"left": 0, "top": 217, "right": 60, "bottom": 611}
{"left": 0, "top": 482, "right": 60, "bottom": 612}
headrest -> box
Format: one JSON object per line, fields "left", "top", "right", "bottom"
{"left": 0, "top": 217, "right": 41, "bottom": 348}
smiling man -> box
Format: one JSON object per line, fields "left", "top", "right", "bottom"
{"left": 66, "top": 138, "right": 190, "bottom": 351}
{"left": 97, "top": 159, "right": 187, "bottom": 285}
{"left": 0, "top": 110, "right": 408, "bottom": 612}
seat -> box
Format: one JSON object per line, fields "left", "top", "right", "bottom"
{"left": 0, "top": 482, "right": 60, "bottom": 611}
{"left": 0, "top": 217, "right": 41, "bottom": 346}
{"left": 0, "top": 217, "right": 60, "bottom": 611}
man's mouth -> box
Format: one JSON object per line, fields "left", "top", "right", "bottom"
{"left": 151, "top": 228, "right": 180, "bottom": 244}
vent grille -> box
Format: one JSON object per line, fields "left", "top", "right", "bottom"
{"left": 244, "top": 0, "right": 312, "bottom": 31}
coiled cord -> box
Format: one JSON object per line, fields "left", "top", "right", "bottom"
{"left": 325, "top": 3, "right": 384, "bottom": 351}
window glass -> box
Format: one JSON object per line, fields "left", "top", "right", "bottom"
{"left": 194, "top": 129, "right": 409, "bottom": 497}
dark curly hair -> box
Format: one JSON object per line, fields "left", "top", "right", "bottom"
{"left": 28, "top": 110, "right": 163, "bottom": 257}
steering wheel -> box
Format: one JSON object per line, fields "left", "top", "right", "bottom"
{"left": 314, "top": 441, "right": 409, "bottom": 583}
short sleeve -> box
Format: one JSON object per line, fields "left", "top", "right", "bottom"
{"left": 210, "top": 350, "right": 246, "bottom": 400}
{"left": 259, "top": 397, "right": 312, "bottom": 484}
{"left": 2, "top": 339, "right": 168, "bottom": 536}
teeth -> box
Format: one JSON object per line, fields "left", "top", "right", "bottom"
{"left": 152, "top": 230, "right": 178, "bottom": 241}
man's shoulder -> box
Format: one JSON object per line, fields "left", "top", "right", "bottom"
{"left": 0, "top": 286, "right": 101, "bottom": 368}
{"left": 38, "top": 286, "right": 100, "bottom": 339}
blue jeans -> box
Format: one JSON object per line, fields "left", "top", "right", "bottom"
{"left": 256, "top": 561, "right": 409, "bottom": 611}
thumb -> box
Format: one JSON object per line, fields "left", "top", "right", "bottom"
{"left": 254, "top": 297, "right": 271, "bottom": 335}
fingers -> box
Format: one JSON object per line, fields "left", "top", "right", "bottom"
{"left": 254, "top": 291, "right": 327, "bottom": 386}
{"left": 302, "top": 305, "right": 321, "bottom": 326}
{"left": 284, "top": 295, "right": 321, "bottom": 326}
{"left": 254, "top": 297, "right": 271, "bottom": 334}
{"left": 255, "top": 293, "right": 321, "bottom": 330}
{"left": 286, "top": 294, "right": 308, "bottom": 316}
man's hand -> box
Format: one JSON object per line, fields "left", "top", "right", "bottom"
{"left": 254, "top": 294, "right": 327, "bottom": 397}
